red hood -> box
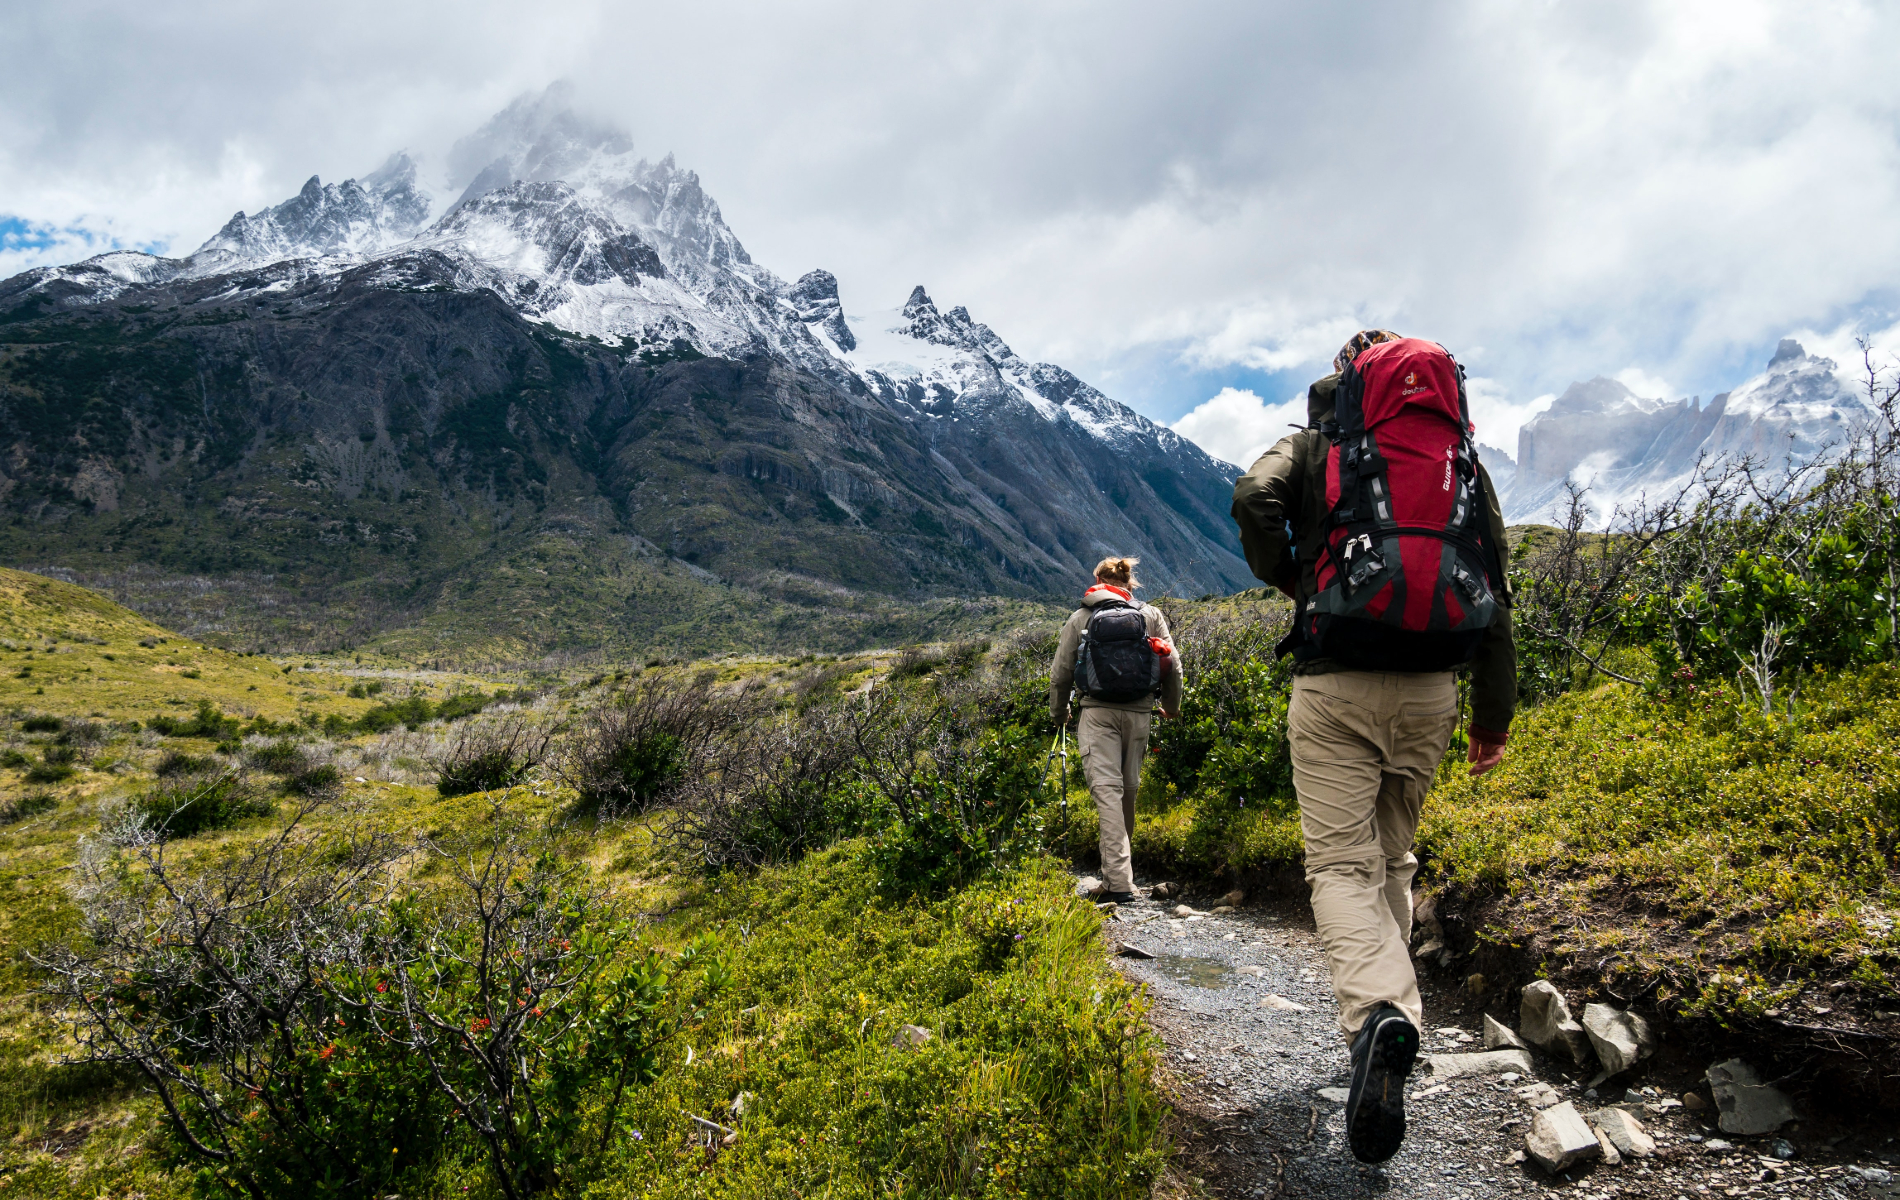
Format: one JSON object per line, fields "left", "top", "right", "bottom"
{"left": 1082, "top": 584, "right": 1135, "bottom": 607}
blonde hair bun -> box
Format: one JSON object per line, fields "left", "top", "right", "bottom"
{"left": 1093, "top": 556, "right": 1140, "bottom": 588}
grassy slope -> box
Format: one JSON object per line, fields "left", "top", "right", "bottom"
{"left": 0, "top": 566, "right": 375, "bottom": 723}
{"left": 0, "top": 577, "right": 1159, "bottom": 1197}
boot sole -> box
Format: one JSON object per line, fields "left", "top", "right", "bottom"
{"left": 1347, "top": 1014, "right": 1417, "bottom": 1163}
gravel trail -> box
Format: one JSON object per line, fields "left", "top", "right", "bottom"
{"left": 1097, "top": 882, "right": 1893, "bottom": 1200}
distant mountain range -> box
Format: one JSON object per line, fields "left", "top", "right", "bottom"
{"left": 0, "top": 85, "right": 1251, "bottom": 659}
{"left": 1493, "top": 339, "right": 1870, "bottom": 523}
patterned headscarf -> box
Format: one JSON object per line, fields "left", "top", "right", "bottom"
{"left": 1333, "top": 329, "right": 1402, "bottom": 374}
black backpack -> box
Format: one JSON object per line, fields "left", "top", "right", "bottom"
{"left": 1075, "top": 602, "right": 1161, "bottom": 703}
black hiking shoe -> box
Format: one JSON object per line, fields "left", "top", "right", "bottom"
{"left": 1099, "top": 890, "right": 1138, "bottom": 904}
{"left": 1345, "top": 1003, "right": 1417, "bottom": 1163}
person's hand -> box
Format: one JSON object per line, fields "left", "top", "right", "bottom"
{"left": 1467, "top": 738, "right": 1504, "bottom": 777}
{"left": 1158, "top": 707, "right": 1178, "bottom": 720}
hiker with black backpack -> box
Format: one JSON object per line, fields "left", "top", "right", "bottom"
{"left": 1048, "top": 556, "right": 1182, "bottom": 905}
{"left": 1231, "top": 330, "right": 1515, "bottom": 1165}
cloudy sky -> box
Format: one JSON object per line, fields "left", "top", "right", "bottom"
{"left": 5, "top": 0, "right": 1898, "bottom": 465}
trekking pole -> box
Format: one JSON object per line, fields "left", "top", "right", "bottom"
{"left": 1058, "top": 725, "right": 1070, "bottom": 814}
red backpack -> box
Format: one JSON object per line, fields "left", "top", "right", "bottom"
{"left": 1294, "top": 338, "right": 1501, "bottom": 671}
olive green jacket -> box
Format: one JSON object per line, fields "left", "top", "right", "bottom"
{"left": 1230, "top": 373, "right": 1518, "bottom": 743}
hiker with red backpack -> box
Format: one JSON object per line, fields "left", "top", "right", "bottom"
{"left": 1232, "top": 330, "right": 1515, "bottom": 1164}
{"left": 1049, "top": 556, "right": 1183, "bottom": 905}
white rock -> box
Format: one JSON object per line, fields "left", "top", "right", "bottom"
{"left": 1592, "top": 1107, "right": 1656, "bottom": 1158}
{"left": 1515, "top": 1081, "right": 1564, "bottom": 1109}
{"left": 1172, "top": 904, "right": 1198, "bottom": 918}
{"left": 1316, "top": 1086, "right": 1350, "bottom": 1102}
{"left": 1075, "top": 876, "right": 1104, "bottom": 898}
{"left": 1581, "top": 1003, "right": 1655, "bottom": 1076}
{"left": 1525, "top": 1101, "right": 1602, "bottom": 1173}
{"left": 1520, "top": 981, "right": 1595, "bottom": 1066}
{"left": 1706, "top": 1060, "right": 1796, "bottom": 1135}
{"left": 1426, "top": 1049, "right": 1534, "bottom": 1080}
{"left": 892, "top": 1024, "right": 933, "bottom": 1048}
{"left": 1236, "top": 964, "right": 1267, "bottom": 977}
{"left": 1259, "top": 994, "right": 1309, "bottom": 1013}
{"left": 1484, "top": 1013, "right": 1530, "bottom": 1052}
{"left": 1221, "top": 889, "right": 1245, "bottom": 908}
{"left": 1594, "top": 1125, "right": 1623, "bottom": 1166}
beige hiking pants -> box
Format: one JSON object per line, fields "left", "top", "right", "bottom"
{"left": 1287, "top": 670, "right": 1458, "bottom": 1038}
{"left": 1077, "top": 706, "right": 1151, "bottom": 893}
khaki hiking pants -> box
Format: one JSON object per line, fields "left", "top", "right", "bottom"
{"left": 1287, "top": 670, "right": 1458, "bottom": 1038}
{"left": 1077, "top": 706, "right": 1151, "bottom": 893}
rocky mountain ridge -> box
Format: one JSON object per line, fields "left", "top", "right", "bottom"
{"left": 1502, "top": 339, "right": 1872, "bottom": 523}
{"left": 0, "top": 87, "right": 1251, "bottom": 657}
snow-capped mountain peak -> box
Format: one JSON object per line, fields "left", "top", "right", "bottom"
{"left": 187, "top": 153, "right": 430, "bottom": 277}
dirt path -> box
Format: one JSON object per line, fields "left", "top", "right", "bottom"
{"left": 1098, "top": 881, "right": 1895, "bottom": 1200}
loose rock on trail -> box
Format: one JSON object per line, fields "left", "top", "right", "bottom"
{"left": 1092, "top": 878, "right": 1896, "bottom": 1199}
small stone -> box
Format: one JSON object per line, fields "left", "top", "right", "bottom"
{"left": 892, "top": 1024, "right": 932, "bottom": 1048}
{"left": 1594, "top": 1126, "right": 1623, "bottom": 1167}
{"left": 1592, "top": 1108, "right": 1657, "bottom": 1158}
{"left": 1149, "top": 882, "right": 1173, "bottom": 900}
{"left": 1850, "top": 1167, "right": 1895, "bottom": 1186}
{"left": 1236, "top": 964, "right": 1267, "bottom": 977}
{"left": 1172, "top": 904, "right": 1197, "bottom": 918}
{"left": 1521, "top": 980, "right": 1595, "bottom": 1066}
{"left": 1525, "top": 1101, "right": 1602, "bottom": 1173}
{"left": 1681, "top": 1091, "right": 1708, "bottom": 1111}
{"left": 1221, "top": 889, "right": 1245, "bottom": 908}
{"left": 1499, "top": 1072, "right": 1522, "bottom": 1083}
{"left": 1415, "top": 938, "right": 1447, "bottom": 958}
{"left": 1703, "top": 1138, "right": 1735, "bottom": 1152}
{"left": 1484, "top": 1014, "right": 1530, "bottom": 1051}
{"left": 1501, "top": 1149, "right": 1527, "bottom": 1166}
{"left": 1259, "top": 994, "right": 1309, "bottom": 1013}
{"left": 1075, "top": 876, "right": 1104, "bottom": 898}
{"left": 1706, "top": 1059, "right": 1796, "bottom": 1135}
{"left": 1768, "top": 1138, "right": 1795, "bottom": 1160}
{"left": 1411, "top": 1083, "right": 1450, "bottom": 1099}
{"left": 1427, "top": 1049, "right": 1534, "bottom": 1080}
{"left": 1316, "top": 1087, "right": 1350, "bottom": 1102}
{"left": 1582, "top": 1003, "right": 1655, "bottom": 1076}
{"left": 1515, "top": 1081, "right": 1564, "bottom": 1109}
{"left": 1211, "top": 906, "right": 1235, "bottom": 915}
{"left": 1182, "top": 1050, "right": 1197, "bottom": 1062}
{"left": 1116, "top": 944, "right": 1155, "bottom": 960}
{"left": 1467, "top": 972, "right": 1487, "bottom": 995}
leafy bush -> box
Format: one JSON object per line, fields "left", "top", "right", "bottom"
{"left": 40, "top": 806, "right": 729, "bottom": 1200}
{"left": 19, "top": 714, "right": 62, "bottom": 733}
{"left": 286, "top": 762, "right": 342, "bottom": 798}
{"left": 24, "top": 745, "right": 78, "bottom": 784}
{"left": 128, "top": 769, "right": 274, "bottom": 838}
{"left": 245, "top": 738, "right": 307, "bottom": 774}
{"left": 435, "top": 716, "right": 552, "bottom": 797}
{"left": 147, "top": 700, "right": 241, "bottom": 740}
{"left": 0, "top": 790, "right": 57, "bottom": 824}
{"left": 154, "top": 749, "right": 210, "bottom": 777}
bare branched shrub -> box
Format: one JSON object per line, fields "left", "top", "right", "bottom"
{"left": 434, "top": 714, "right": 553, "bottom": 797}
{"left": 556, "top": 675, "right": 757, "bottom": 818}
{"left": 661, "top": 700, "right": 860, "bottom": 868}
{"left": 38, "top": 800, "right": 727, "bottom": 1200}
{"left": 36, "top": 802, "right": 419, "bottom": 1197}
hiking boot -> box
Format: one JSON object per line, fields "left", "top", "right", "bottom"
{"left": 1100, "top": 890, "right": 1138, "bottom": 904}
{"left": 1345, "top": 1003, "right": 1417, "bottom": 1163}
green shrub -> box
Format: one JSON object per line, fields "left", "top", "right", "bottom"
{"left": 24, "top": 746, "right": 77, "bottom": 784}
{"left": 0, "top": 790, "right": 57, "bottom": 823}
{"left": 154, "top": 749, "right": 211, "bottom": 777}
{"left": 246, "top": 738, "right": 308, "bottom": 774}
{"left": 286, "top": 763, "right": 342, "bottom": 797}
{"left": 435, "top": 717, "right": 551, "bottom": 797}
{"left": 148, "top": 700, "right": 241, "bottom": 740}
{"left": 356, "top": 695, "right": 434, "bottom": 733}
{"left": 19, "top": 714, "right": 62, "bottom": 733}
{"left": 0, "top": 749, "right": 26, "bottom": 768}
{"left": 128, "top": 770, "right": 274, "bottom": 838}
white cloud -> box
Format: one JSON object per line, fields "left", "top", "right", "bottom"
{"left": 1613, "top": 367, "right": 1674, "bottom": 399}
{"left": 4, "top": 0, "right": 1900, "bottom": 419}
{"left": 1463, "top": 377, "right": 1553, "bottom": 459}
{"left": 1170, "top": 387, "right": 1305, "bottom": 467}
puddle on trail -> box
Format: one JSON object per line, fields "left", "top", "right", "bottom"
{"left": 1147, "top": 954, "right": 1235, "bottom": 989}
